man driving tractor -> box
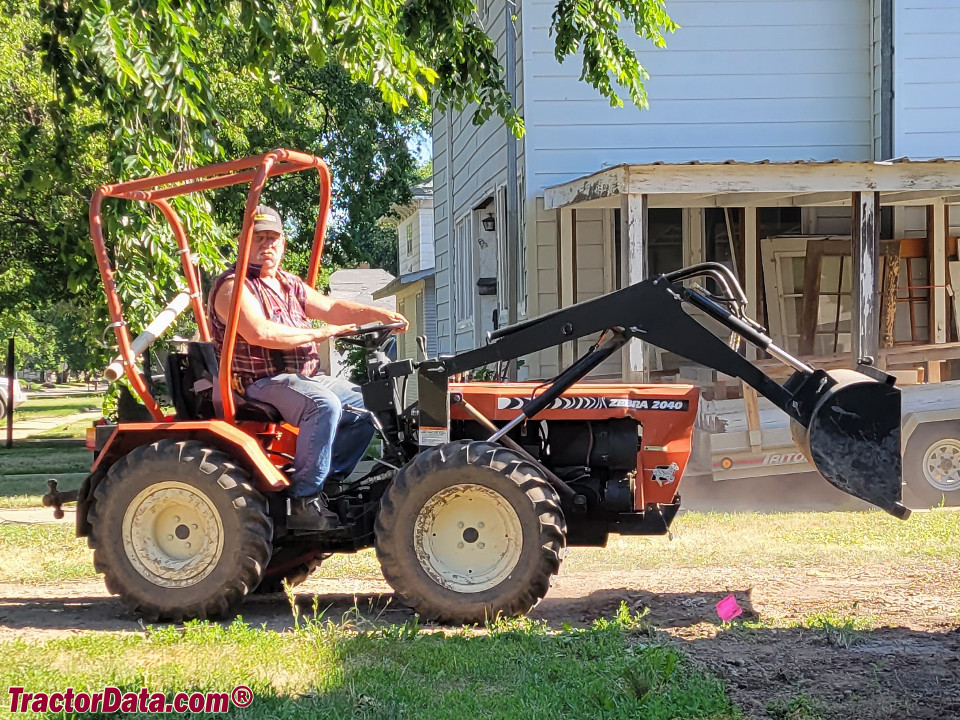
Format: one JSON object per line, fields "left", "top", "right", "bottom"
{"left": 208, "top": 205, "right": 407, "bottom": 530}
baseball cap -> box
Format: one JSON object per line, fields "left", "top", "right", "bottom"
{"left": 252, "top": 205, "right": 283, "bottom": 235}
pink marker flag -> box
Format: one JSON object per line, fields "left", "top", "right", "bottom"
{"left": 715, "top": 594, "right": 743, "bottom": 623}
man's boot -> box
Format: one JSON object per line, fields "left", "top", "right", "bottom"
{"left": 287, "top": 494, "right": 342, "bottom": 531}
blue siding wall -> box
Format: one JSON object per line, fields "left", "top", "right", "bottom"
{"left": 894, "top": 1, "right": 960, "bottom": 159}
{"left": 522, "top": 0, "right": 873, "bottom": 190}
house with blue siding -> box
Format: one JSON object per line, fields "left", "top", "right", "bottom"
{"left": 373, "top": 181, "right": 437, "bottom": 397}
{"left": 432, "top": 0, "right": 960, "bottom": 393}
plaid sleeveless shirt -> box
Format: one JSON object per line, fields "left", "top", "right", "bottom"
{"left": 208, "top": 265, "right": 321, "bottom": 388}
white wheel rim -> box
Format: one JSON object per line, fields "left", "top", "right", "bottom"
{"left": 414, "top": 483, "right": 523, "bottom": 594}
{"left": 121, "top": 481, "right": 225, "bottom": 588}
{"left": 921, "top": 438, "right": 960, "bottom": 492}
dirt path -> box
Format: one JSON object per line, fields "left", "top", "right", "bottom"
{"left": 1, "top": 561, "right": 958, "bottom": 719}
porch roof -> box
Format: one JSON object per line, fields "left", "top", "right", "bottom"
{"left": 543, "top": 158, "right": 960, "bottom": 210}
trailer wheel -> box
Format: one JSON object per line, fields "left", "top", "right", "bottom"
{"left": 904, "top": 422, "right": 960, "bottom": 508}
{"left": 903, "top": 422, "right": 960, "bottom": 508}
{"left": 375, "top": 440, "right": 566, "bottom": 624}
{"left": 88, "top": 439, "right": 273, "bottom": 621}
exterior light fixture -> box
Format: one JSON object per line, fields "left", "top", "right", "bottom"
{"left": 481, "top": 213, "right": 496, "bottom": 231}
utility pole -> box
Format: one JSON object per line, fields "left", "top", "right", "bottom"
{"left": 5, "top": 337, "right": 14, "bottom": 448}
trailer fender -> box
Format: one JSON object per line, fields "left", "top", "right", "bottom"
{"left": 901, "top": 410, "right": 960, "bottom": 451}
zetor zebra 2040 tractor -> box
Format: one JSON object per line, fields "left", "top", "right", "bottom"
{"left": 45, "top": 149, "right": 908, "bottom": 624}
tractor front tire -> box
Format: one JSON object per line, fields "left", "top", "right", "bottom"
{"left": 375, "top": 440, "right": 566, "bottom": 624}
{"left": 88, "top": 439, "right": 273, "bottom": 621}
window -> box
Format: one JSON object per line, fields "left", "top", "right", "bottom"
{"left": 453, "top": 214, "right": 474, "bottom": 324}
{"left": 612, "top": 208, "right": 682, "bottom": 283}
{"left": 405, "top": 221, "right": 414, "bottom": 255}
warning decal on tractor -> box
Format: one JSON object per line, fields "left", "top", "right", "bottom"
{"left": 496, "top": 397, "right": 689, "bottom": 411}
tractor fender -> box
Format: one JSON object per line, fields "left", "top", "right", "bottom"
{"left": 76, "top": 421, "right": 288, "bottom": 539}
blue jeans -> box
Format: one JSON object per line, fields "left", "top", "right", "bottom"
{"left": 245, "top": 373, "right": 375, "bottom": 498}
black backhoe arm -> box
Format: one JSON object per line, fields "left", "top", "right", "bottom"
{"left": 415, "top": 263, "right": 906, "bottom": 518}
{"left": 443, "top": 270, "right": 804, "bottom": 420}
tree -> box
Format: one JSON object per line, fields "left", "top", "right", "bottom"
{"left": 42, "top": 0, "right": 675, "bottom": 141}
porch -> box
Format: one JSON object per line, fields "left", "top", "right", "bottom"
{"left": 542, "top": 159, "right": 960, "bottom": 395}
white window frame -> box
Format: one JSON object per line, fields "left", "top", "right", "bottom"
{"left": 495, "top": 184, "right": 509, "bottom": 315}
{"left": 517, "top": 170, "right": 528, "bottom": 316}
{"left": 453, "top": 213, "right": 475, "bottom": 327}
{"left": 405, "top": 220, "right": 414, "bottom": 255}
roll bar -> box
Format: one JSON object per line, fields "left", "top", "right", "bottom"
{"left": 90, "top": 149, "right": 332, "bottom": 423}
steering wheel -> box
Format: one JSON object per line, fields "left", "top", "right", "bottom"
{"left": 335, "top": 321, "right": 406, "bottom": 350}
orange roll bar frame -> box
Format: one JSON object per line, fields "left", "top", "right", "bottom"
{"left": 89, "top": 149, "right": 333, "bottom": 424}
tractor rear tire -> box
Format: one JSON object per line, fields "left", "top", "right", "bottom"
{"left": 375, "top": 440, "right": 566, "bottom": 624}
{"left": 88, "top": 439, "right": 273, "bottom": 621}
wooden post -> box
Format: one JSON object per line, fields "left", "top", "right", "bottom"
{"left": 743, "top": 383, "right": 763, "bottom": 451}
{"left": 559, "top": 208, "right": 575, "bottom": 369}
{"left": 621, "top": 193, "right": 648, "bottom": 382}
{"left": 743, "top": 207, "right": 759, "bottom": 360}
{"left": 852, "top": 191, "right": 881, "bottom": 363}
{"left": 685, "top": 208, "right": 704, "bottom": 266}
{"left": 928, "top": 200, "right": 948, "bottom": 344}
{"left": 5, "top": 337, "right": 13, "bottom": 449}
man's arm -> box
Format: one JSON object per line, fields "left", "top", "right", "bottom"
{"left": 304, "top": 285, "right": 408, "bottom": 329}
{"left": 212, "top": 278, "right": 357, "bottom": 350}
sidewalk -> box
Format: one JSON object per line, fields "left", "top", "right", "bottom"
{"left": 3, "top": 410, "right": 101, "bottom": 441}
{"left": 0, "top": 506, "right": 75, "bottom": 525}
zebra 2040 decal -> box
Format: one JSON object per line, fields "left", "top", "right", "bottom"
{"left": 496, "top": 396, "right": 689, "bottom": 411}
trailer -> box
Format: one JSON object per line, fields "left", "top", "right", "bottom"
{"left": 691, "top": 380, "right": 960, "bottom": 508}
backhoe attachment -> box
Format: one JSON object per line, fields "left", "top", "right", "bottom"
{"left": 424, "top": 263, "right": 907, "bottom": 518}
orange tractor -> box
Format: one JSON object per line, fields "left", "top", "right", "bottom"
{"left": 46, "top": 150, "right": 907, "bottom": 623}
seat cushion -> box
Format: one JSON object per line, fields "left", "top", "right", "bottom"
{"left": 234, "top": 393, "right": 283, "bottom": 424}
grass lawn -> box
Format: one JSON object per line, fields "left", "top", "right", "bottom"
{"left": 2, "top": 509, "right": 958, "bottom": 587}
{"left": 565, "top": 508, "right": 960, "bottom": 571}
{"left": 12, "top": 394, "right": 102, "bottom": 421}
{"left": 0, "top": 442, "right": 91, "bottom": 509}
{"left": 0, "top": 613, "right": 734, "bottom": 720}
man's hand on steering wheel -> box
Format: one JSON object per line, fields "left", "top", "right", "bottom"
{"left": 382, "top": 310, "right": 408, "bottom": 333}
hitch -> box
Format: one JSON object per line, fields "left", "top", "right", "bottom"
{"left": 41, "top": 479, "right": 79, "bottom": 520}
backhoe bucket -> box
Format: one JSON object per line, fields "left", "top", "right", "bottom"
{"left": 791, "top": 369, "right": 907, "bottom": 518}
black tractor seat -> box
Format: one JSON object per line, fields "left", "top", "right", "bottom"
{"left": 164, "top": 342, "right": 283, "bottom": 424}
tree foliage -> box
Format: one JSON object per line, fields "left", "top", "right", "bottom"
{"left": 42, "top": 0, "right": 675, "bottom": 141}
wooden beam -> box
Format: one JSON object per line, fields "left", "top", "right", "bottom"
{"left": 621, "top": 193, "right": 648, "bottom": 382}
{"left": 623, "top": 161, "right": 960, "bottom": 196}
{"left": 713, "top": 192, "right": 803, "bottom": 207}
{"left": 929, "top": 201, "right": 948, "bottom": 344}
{"left": 881, "top": 190, "right": 947, "bottom": 205}
{"left": 852, "top": 191, "right": 881, "bottom": 363}
{"left": 544, "top": 166, "right": 628, "bottom": 210}
{"left": 789, "top": 192, "right": 850, "bottom": 206}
